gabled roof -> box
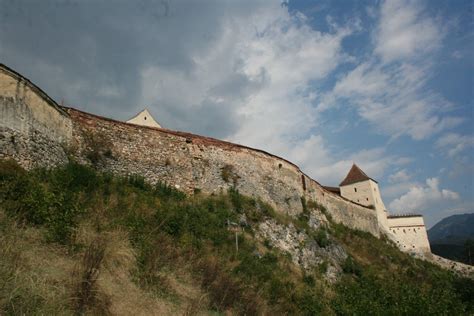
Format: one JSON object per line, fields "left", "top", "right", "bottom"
{"left": 126, "top": 109, "right": 161, "bottom": 128}
{"left": 339, "top": 164, "right": 377, "bottom": 186}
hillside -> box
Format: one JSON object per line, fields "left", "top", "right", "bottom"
{"left": 1, "top": 159, "right": 473, "bottom": 315}
{"left": 429, "top": 214, "right": 474, "bottom": 265}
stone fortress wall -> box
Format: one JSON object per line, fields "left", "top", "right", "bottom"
{"left": 1, "top": 63, "right": 472, "bottom": 274}
{"left": 386, "top": 215, "right": 431, "bottom": 253}
{"left": 67, "top": 107, "right": 379, "bottom": 236}
{"left": 0, "top": 63, "right": 379, "bottom": 237}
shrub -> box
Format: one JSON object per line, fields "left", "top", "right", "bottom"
{"left": 154, "top": 181, "right": 186, "bottom": 201}
{"left": 221, "top": 164, "right": 239, "bottom": 186}
{"left": 82, "top": 131, "right": 114, "bottom": 166}
{"left": 127, "top": 174, "right": 149, "bottom": 191}
{"left": 72, "top": 239, "right": 109, "bottom": 315}
{"left": 313, "top": 228, "right": 330, "bottom": 248}
{"left": 341, "top": 256, "right": 362, "bottom": 276}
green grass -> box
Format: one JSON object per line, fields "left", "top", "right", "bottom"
{"left": 0, "top": 159, "right": 472, "bottom": 315}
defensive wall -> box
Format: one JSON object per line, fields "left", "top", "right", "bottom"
{"left": 387, "top": 215, "right": 431, "bottom": 253}
{"left": 67, "top": 107, "right": 380, "bottom": 236}
{"left": 0, "top": 63, "right": 380, "bottom": 236}
{"left": 2, "top": 64, "right": 472, "bottom": 275}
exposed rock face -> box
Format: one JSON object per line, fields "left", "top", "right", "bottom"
{"left": 257, "top": 219, "right": 347, "bottom": 282}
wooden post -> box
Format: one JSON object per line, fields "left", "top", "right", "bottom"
{"left": 235, "top": 231, "right": 238, "bottom": 253}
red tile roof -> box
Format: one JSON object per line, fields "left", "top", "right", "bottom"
{"left": 339, "top": 164, "right": 376, "bottom": 186}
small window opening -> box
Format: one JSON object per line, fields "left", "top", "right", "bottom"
{"left": 366, "top": 198, "right": 369, "bottom": 201}
{"left": 144, "top": 116, "right": 147, "bottom": 120}
{"left": 403, "top": 229, "right": 406, "bottom": 233}
{"left": 301, "top": 175, "right": 306, "bottom": 191}
{"left": 278, "top": 163, "right": 282, "bottom": 169}
{"left": 354, "top": 187, "right": 357, "bottom": 192}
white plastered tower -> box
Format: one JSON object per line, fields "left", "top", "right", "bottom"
{"left": 338, "top": 164, "right": 431, "bottom": 254}
{"left": 339, "top": 164, "right": 389, "bottom": 229}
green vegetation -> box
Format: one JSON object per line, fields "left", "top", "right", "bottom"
{"left": 220, "top": 164, "right": 240, "bottom": 186}
{"left": 0, "top": 159, "right": 473, "bottom": 315}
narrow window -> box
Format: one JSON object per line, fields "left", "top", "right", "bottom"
{"left": 301, "top": 175, "right": 306, "bottom": 191}
{"left": 144, "top": 116, "right": 147, "bottom": 120}
{"left": 366, "top": 198, "right": 369, "bottom": 201}
{"left": 354, "top": 187, "right": 357, "bottom": 192}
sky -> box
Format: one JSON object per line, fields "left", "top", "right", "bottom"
{"left": 0, "top": 0, "right": 472, "bottom": 227}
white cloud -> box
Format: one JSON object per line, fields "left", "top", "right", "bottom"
{"left": 139, "top": 1, "right": 387, "bottom": 185}
{"left": 286, "top": 136, "right": 408, "bottom": 186}
{"left": 389, "top": 177, "right": 459, "bottom": 214}
{"left": 389, "top": 169, "right": 411, "bottom": 183}
{"left": 375, "top": 0, "right": 442, "bottom": 62}
{"left": 451, "top": 50, "right": 463, "bottom": 59}
{"left": 318, "top": 0, "right": 461, "bottom": 141}
{"left": 323, "top": 59, "right": 462, "bottom": 140}
{"left": 436, "top": 133, "right": 474, "bottom": 158}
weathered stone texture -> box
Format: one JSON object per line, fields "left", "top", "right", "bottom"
{"left": 0, "top": 67, "right": 72, "bottom": 169}
{"left": 257, "top": 219, "right": 348, "bottom": 278}
{"left": 67, "top": 108, "right": 380, "bottom": 236}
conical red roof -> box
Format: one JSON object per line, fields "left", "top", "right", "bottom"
{"left": 339, "top": 164, "right": 376, "bottom": 186}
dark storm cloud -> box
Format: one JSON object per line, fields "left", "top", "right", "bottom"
{"left": 0, "top": 0, "right": 258, "bottom": 137}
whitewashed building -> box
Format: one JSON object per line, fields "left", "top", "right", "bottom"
{"left": 338, "top": 164, "right": 431, "bottom": 254}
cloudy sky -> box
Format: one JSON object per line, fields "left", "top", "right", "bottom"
{"left": 1, "top": 0, "right": 472, "bottom": 227}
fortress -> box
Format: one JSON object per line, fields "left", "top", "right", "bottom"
{"left": 0, "top": 63, "right": 470, "bottom": 272}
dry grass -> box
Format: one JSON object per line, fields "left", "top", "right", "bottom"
{"left": 0, "top": 209, "right": 74, "bottom": 315}
{"left": 0, "top": 213, "right": 211, "bottom": 316}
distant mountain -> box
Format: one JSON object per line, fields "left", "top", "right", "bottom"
{"left": 428, "top": 213, "right": 474, "bottom": 265}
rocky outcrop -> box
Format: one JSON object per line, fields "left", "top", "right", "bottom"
{"left": 257, "top": 219, "right": 347, "bottom": 282}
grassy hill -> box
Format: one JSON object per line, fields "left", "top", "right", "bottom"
{"left": 1, "top": 159, "right": 473, "bottom": 315}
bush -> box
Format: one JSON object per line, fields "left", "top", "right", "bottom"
{"left": 221, "top": 164, "right": 239, "bottom": 186}
{"left": 154, "top": 181, "right": 186, "bottom": 201}
{"left": 341, "top": 256, "right": 362, "bottom": 276}
{"left": 313, "top": 228, "right": 330, "bottom": 248}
